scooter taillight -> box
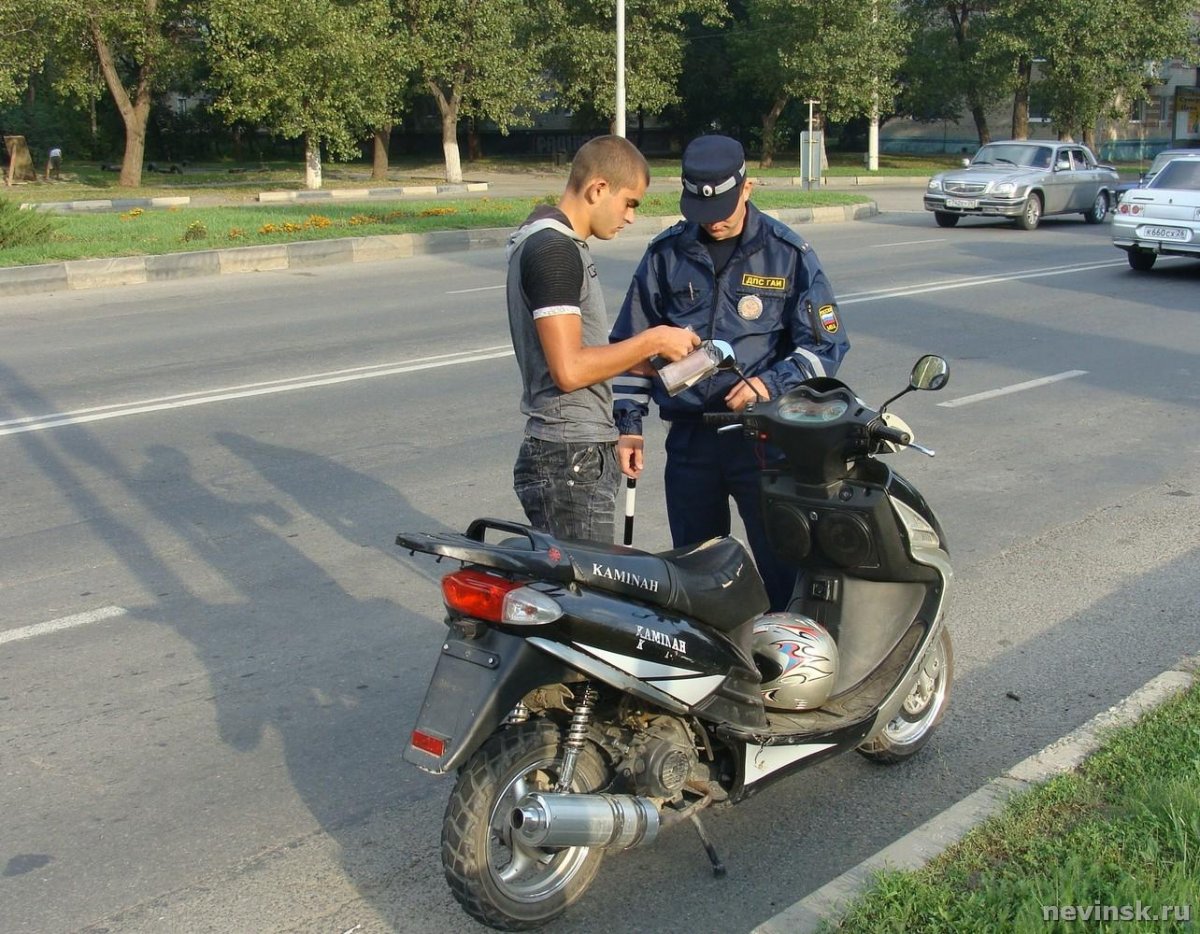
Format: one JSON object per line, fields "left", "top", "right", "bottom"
{"left": 442, "top": 568, "right": 523, "bottom": 622}
{"left": 441, "top": 568, "right": 563, "bottom": 626}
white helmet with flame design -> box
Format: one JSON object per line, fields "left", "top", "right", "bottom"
{"left": 751, "top": 614, "right": 839, "bottom": 710}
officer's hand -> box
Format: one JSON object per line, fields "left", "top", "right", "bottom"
{"left": 726, "top": 376, "right": 769, "bottom": 411}
{"left": 617, "top": 435, "right": 645, "bottom": 478}
{"left": 650, "top": 325, "right": 701, "bottom": 362}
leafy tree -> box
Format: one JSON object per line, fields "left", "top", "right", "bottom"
{"left": 992, "top": 0, "right": 1198, "bottom": 146}
{"left": 733, "top": 0, "right": 906, "bottom": 166}
{"left": 542, "top": 0, "right": 728, "bottom": 133}
{"left": 207, "top": 0, "right": 398, "bottom": 189}
{"left": 0, "top": 0, "right": 48, "bottom": 106}
{"left": 2, "top": 0, "right": 201, "bottom": 187}
{"left": 897, "top": 1, "right": 1014, "bottom": 146}
{"left": 398, "top": 0, "right": 549, "bottom": 184}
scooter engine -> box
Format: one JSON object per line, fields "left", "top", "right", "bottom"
{"left": 616, "top": 717, "right": 699, "bottom": 799}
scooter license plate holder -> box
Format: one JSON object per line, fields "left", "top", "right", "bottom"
{"left": 403, "top": 627, "right": 568, "bottom": 775}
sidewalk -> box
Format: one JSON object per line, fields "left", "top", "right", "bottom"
{"left": 0, "top": 170, "right": 884, "bottom": 297}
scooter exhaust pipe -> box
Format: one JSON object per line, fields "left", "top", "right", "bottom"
{"left": 510, "top": 792, "right": 660, "bottom": 849}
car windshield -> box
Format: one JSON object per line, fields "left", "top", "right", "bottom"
{"left": 1148, "top": 159, "right": 1200, "bottom": 190}
{"left": 972, "top": 144, "right": 1052, "bottom": 169}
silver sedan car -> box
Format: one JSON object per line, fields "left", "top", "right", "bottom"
{"left": 924, "top": 141, "right": 1120, "bottom": 230}
{"left": 1112, "top": 153, "right": 1200, "bottom": 271}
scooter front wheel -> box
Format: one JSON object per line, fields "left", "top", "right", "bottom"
{"left": 442, "top": 719, "right": 609, "bottom": 931}
{"left": 857, "top": 625, "right": 953, "bottom": 764}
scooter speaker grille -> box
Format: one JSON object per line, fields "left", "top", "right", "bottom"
{"left": 816, "top": 512, "right": 875, "bottom": 568}
{"left": 766, "top": 503, "right": 812, "bottom": 565}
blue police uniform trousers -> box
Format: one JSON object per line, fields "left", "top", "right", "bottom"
{"left": 664, "top": 421, "right": 794, "bottom": 611}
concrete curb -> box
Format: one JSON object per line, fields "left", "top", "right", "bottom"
{"left": 256, "top": 181, "right": 488, "bottom": 202}
{"left": 24, "top": 196, "right": 192, "bottom": 213}
{"left": 0, "top": 202, "right": 876, "bottom": 298}
{"left": 752, "top": 655, "right": 1198, "bottom": 934}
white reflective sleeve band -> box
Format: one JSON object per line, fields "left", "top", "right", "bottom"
{"left": 531, "top": 305, "right": 582, "bottom": 319}
{"left": 791, "top": 346, "right": 827, "bottom": 378}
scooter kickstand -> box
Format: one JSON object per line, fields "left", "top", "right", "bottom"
{"left": 689, "top": 813, "right": 726, "bottom": 878}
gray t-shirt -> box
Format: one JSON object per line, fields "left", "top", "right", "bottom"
{"left": 505, "top": 208, "right": 616, "bottom": 443}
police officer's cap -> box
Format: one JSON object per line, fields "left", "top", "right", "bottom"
{"left": 680, "top": 135, "right": 747, "bottom": 224}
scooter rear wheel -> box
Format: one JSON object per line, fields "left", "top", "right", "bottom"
{"left": 857, "top": 626, "right": 953, "bottom": 764}
{"left": 442, "top": 719, "right": 609, "bottom": 930}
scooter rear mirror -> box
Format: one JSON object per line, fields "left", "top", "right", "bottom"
{"left": 880, "top": 355, "right": 949, "bottom": 412}
{"left": 711, "top": 340, "right": 736, "bottom": 370}
{"left": 910, "top": 355, "right": 949, "bottom": 392}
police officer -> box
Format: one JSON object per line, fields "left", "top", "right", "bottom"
{"left": 610, "top": 135, "right": 849, "bottom": 609}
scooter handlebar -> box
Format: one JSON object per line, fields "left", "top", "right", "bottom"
{"left": 702, "top": 412, "right": 743, "bottom": 428}
{"left": 871, "top": 423, "right": 911, "bottom": 446}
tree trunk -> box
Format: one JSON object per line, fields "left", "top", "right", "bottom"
{"left": 467, "top": 121, "right": 482, "bottom": 161}
{"left": 759, "top": 94, "right": 788, "bottom": 168}
{"left": 442, "top": 113, "right": 462, "bottom": 183}
{"left": 118, "top": 104, "right": 150, "bottom": 187}
{"left": 970, "top": 101, "right": 991, "bottom": 146}
{"left": 91, "top": 19, "right": 152, "bottom": 187}
{"left": 372, "top": 125, "right": 391, "bottom": 181}
{"left": 304, "top": 133, "right": 322, "bottom": 189}
{"left": 1011, "top": 58, "right": 1031, "bottom": 140}
{"left": 429, "top": 79, "right": 463, "bottom": 183}
{"left": 948, "top": 4, "right": 989, "bottom": 147}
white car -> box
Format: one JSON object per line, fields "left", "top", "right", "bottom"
{"left": 1112, "top": 154, "right": 1200, "bottom": 271}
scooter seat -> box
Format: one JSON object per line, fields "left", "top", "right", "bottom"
{"left": 567, "top": 536, "right": 769, "bottom": 633}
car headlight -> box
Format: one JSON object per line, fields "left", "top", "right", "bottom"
{"left": 927, "top": 178, "right": 942, "bottom": 192}
{"left": 992, "top": 182, "right": 1017, "bottom": 196}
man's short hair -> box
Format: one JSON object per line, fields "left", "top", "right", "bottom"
{"left": 567, "top": 135, "right": 649, "bottom": 194}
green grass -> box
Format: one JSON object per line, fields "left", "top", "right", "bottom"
{"left": 0, "top": 189, "right": 868, "bottom": 268}
{"left": 9, "top": 159, "right": 470, "bottom": 204}
{"left": 825, "top": 677, "right": 1200, "bottom": 933}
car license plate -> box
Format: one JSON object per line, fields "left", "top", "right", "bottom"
{"left": 945, "top": 198, "right": 978, "bottom": 209}
{"left": 1141, "top": 226, "right": 1187, "bottom": 241}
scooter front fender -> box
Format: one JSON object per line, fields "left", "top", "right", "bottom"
{"left": 404, "top": 625, "right": 571, "bottom": 775}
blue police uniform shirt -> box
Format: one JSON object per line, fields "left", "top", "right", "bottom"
{"left": 610, "top": 202, "right": 849, "bottom": 435}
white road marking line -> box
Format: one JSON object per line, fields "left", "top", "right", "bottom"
{"left": 837, "top": 260, "right": 1125, "bottom": 304}
{"left": 446, "top": 284, "right": 505, "bottom": 294}
{"left": 0, "top": 605, "right": 127, "bottom": 646}
{"left": 870, "top": 238, "right": 947, "bottom": 248}
{"left": 0, "top": 258, "right": 1126, "bottom": 438}
{"left": 938, "top": 370, "right": 1088, "bottom": 408}
{"left": 0, "top": 346, "right": 515, "bottom": 438}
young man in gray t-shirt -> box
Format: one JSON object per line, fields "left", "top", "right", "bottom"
{"left": 506, "top": 135, "right": 697, "bottom": 543}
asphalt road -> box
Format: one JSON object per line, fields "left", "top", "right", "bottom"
{"left": 2, "top": 190, "right": 1198, "bottom": 933}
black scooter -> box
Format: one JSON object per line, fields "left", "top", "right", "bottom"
{"left": 397, "top": 354, "right": 953, "bottom": 930}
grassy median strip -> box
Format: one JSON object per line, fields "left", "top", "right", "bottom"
{"left": 826, "top": 677, "right": 1200, "bottom": 933}
{"left": 0, "top": 189, "right": 867, "bottom": 268}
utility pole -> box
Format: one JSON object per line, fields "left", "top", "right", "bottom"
{"left": 615, "top": 0, "right": 626, "bottom": 137}
{"left": 868, "top": 0, "right": 879, "bottom": 170}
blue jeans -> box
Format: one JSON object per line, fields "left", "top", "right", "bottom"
{"left": 513, "top": 437, "right": 618, "bottom": 543}
{"left": 664, "top": 421, "right": 795, "bottom": 610}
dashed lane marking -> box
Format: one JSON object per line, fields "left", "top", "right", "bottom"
{"left": 1, "top": 605, "right": 128, "bottom": 645}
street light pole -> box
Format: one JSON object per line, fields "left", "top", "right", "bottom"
{"left": 615, "top": 0, "right": 626, "bottom": 137}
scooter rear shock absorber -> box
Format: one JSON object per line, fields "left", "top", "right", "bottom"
{"left": 555, "top": 683, "right": 598, "bottom": 792}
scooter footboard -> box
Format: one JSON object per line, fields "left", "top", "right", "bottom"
{"left": 404, "top": 626, "right": 572, "bottom": 775}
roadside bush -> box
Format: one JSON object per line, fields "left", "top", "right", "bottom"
{"left": 182, "top": 220, "right": 208, "bottom": 242}
{"left": 0, "top": 197, "right": 59, "bottom": 249}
